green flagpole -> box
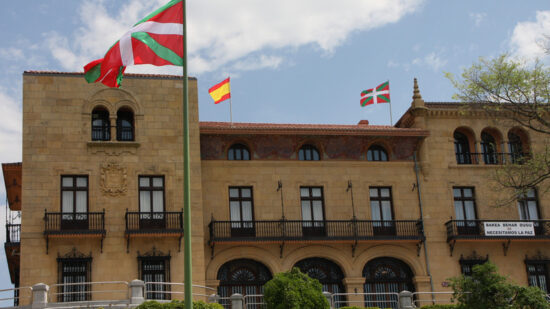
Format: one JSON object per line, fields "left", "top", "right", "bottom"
{"left": 182, "top": 1, "right": 193, "bottom": 309}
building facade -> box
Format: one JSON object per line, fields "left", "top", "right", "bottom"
{"left": 3, "top": 72, "right": 550, "bottom": 308}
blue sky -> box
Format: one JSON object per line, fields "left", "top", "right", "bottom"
{"left": 0, "top": 0, "right": 549, "bottom": 298}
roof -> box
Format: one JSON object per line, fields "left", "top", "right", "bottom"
{"left": 23, "top": 71, "right": 196, "bottom": 80}
{"left": 200, "top": 121, "right": 430, "bottom": 137}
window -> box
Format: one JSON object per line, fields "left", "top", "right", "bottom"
{"left": 61, "top": 176, "right": 88, "bottom": 230}
{"left": 91, "top": 108, "right": 110, "bottom": 141}
{"left": 518, "top": 188, "right": 540, "bottom": 220}
{"left": 363, "top": 258, "right": 414, "bottom": 309}
{"left": 295, "top": 258, "right": 346, "bottom": 308}
{"left": 453, "top": 187, "right": 478, "bottom": 235}
{"left": 139, "top": 176, "right": 165, "bottom": 228}
{"left": 217, "top": 259, "right": 272, "bottom": 309}
{"left": 367, "top": 145, "right": 388, "bottom": 161}
{"left": 116, "top": 108, "right": 134, "bottom": 141}
{"left": 369, "top": 187, "right": 395, "bottom": 235}
{"left": 58, "top": 258, "right": 91, "bottom": 302}
{"left": 481, "top": 132, "right": 498, "bottom": 164}
{"left": 228, "top": 144, "right": 250, "bottom": 160}
{"left": 454, "top": 131, "right": 472, "bottom": 164}
{"left": 300, "top": 187, "right": 325, "bottom": 236}
{"left": 459, "top": 254, "right": 488, "bottom": 276}
{"left": 508, "top": 132, "right": 525, "bottom": 163}
{"left": 139, "top": 256, "right": 170, "bottom": 300}
{"left": 229, "top": 187, "right": 255, "bottom": 237}
{"left": 526, "top": 262, "right": 549, "bottom": 294}
{"left": 298, "top": 144, "right": 320, "bottom": 161}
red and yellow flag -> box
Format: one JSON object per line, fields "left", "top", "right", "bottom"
{"left": 209, "top": 78, "right": 231, "bottom": 104}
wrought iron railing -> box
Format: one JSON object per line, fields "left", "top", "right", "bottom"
{"left": 445, "top": 219, "right": 550, "bottom": 241}
{"left": 455, "top": 152, "right": 530, "bottom": 165}
{"left": 116, "top": 126, "right": 134, "bottom": 141}
{"left": 209, "top": 219, "right": 423, "bottom": 242}
{"left": 44, "top": 211, "right": 106, "bottom": 235}
{"left": 91, "top": 125, "right": 110, "bottom": 141}
{"left": 5, "top": 224, "right": 20, "bottom": 244}
{"left": 125, "top": 211, "right": 184, "bottom": 234}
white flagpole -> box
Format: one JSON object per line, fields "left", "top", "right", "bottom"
{"left": 389, "top": 99, "right": 393, "bottom": 126}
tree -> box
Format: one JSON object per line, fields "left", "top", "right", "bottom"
{"left": 263, "top": 267, "right": 329, "bottom": 309}
{"left": 449, "top": 262, "right": 549, "bottom": 309}
{"left": 447, "top": 54, "right": 550, "bottom": 206}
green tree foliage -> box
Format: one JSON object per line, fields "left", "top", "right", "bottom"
{"left": 447, "top": 54, "right": 550, "bottom": 206}
{"left": 420, "top": 305, "right": 457, "bottom": 309}
{"left": 449, "top": 262, "right": 549, "bottom": 309}
{"left": 263, "top": 267, "right": 329, "bottom": 309}
{"left": 135, "top": 300, "right": 223, "bottom": 309}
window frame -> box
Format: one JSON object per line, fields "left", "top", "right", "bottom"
{"left": 139, "top": 256, "right": 171, "bottom": 300}
{"left": 138, "top": 176, "right": 166, "bottom": 215}
{"left": 367, "top": 145, "right": 389, "bottom": 161}
{"left": 57, "top": 257, "right": 92, "bottom": 302}
{"left": 228, "top": 186, "right": 255, "bottom": 231}
{"left": 525, "top": 261, "right": 550, "bottom": 294}
{"left": 116, "top": 108, "right": 135, "bottom": 141}
{"left": 91, "top": 108, "right": 110, "bottom": 141}
{"left": 298, "top": 144, "right": 321, "bottom": 161}
{"left": 481, "top": 131, "right": 498, "bottom": 164}
{"left": 454, "top": 131, "right": 472, "bottom": 164}
{"left": 60, "top": 175, "right": 89, "bottom": 217}
{"left": 369, "top": 187, "right": 394, "bottom": 221}
{"left": 453, "top": 187, "right": 478, "bottom": 220}
{"left": 518, "top": 188, "right": 540, "bottom": 221}
{"left": 227, "top": 144, "right": 251, "bottom": 161}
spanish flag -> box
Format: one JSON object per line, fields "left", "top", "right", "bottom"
{"left": 208, "top": 77, "right": 231, "bottom": 104}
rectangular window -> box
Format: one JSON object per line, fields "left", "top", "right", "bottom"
{"left": 58, "top": 259, "right": 91, "bottom": 302}
{"left": 369, "top": 187, "right": 395, "bottom": 235}
{"left": 229, "top": 187, "right": 255, "bottom": 237}
{"left": 460, "top": 260, "right": 487, "bottom": 276}
{"left": 140, "top": 257, "right": 170, "bottom": 300}
{"left": 526, "top": 262, "right": 549, "bottom": 294}
{"left": 61, "top": 176, "right": 88, "bottom": 230}
{"left": 139, "top": 176, "right": 165, "bottom": 228}
{"left": 518, "top": 188, "right": 540, "bottom": 220}
{"left": 453, "top": 187, "right": 478, "bottom": 235}
{"left": 300, "top": 187, "right": 325, "bottom": 236}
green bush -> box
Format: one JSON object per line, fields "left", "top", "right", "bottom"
{"left": 340, "top": 306, "right": 384, "bottom": 309}
{"left": 135, "top": 300, "right": 223, "bottom": 309}
{"left": 263, "top": 267, "right": 329, "bottom": 309}
{"left": 420, "top": 305, "right": 457, "bottom": 309}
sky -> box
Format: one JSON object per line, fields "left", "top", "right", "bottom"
{"left": 0, "top": 0, "right": 549, "bottom": 299}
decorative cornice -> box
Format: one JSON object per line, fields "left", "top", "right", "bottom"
{"left": 137, "top": 246, "right": 170, "bottom": 258}
{"left": 459, "top": 250, "right": 488, "bottom": 262}
{"left": 57, "top": 247, "right": 92, "bottom": 260}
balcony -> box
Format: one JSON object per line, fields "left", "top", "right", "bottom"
{"left": 44, "top": 211, "right": 106, "bottom": 253}
{"left": 125, "top": 211, "right": 184, "bottom": 252}
{"left": 209, "top": 219, "right": 423, "bottom": 256}
{"left": 4, "top": 224, "right": 20, "bottom": 285}
{"left": 445, "top": 220, "right": 550, "bottom": 256}
{"left": 455, "top": 152, "right": 530, "bottom": 165}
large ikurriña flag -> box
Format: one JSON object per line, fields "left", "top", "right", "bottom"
{"left": 360, "top": 81, "right": 390, "bottom": 106}
{"left": 84, "top": 0, "right": 184, "bottom": 88}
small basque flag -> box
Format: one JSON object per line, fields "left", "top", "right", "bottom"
{"left": 361, "top": 81, "right": 390, "bottom": 106}
{"left": 209, "top": 78, "right": 231, "bottom": 104}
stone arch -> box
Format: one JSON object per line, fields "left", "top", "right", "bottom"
{"left": 205, "top": 246, "right": 281, "bottom": 282}
{"left": 508, "top": 126, "right": 531, "bottom": 154}
{"left": 352, "top": 244, "right": 425, "bottom": 278}
{"left": 282, "top": 245, "right": 352, "bottom": 278}
{"left": 83, "top": 88, "right": 143, "bottom": 116}
{"left": 453, "top": 126, "right": 476, "bottom": 164}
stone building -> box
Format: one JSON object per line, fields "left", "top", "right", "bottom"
{"left": 3, "top": 71, "right": 549, "bottom": 308}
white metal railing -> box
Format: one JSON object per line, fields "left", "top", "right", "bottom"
{"left": 48, "top": 281, "right": 129, "bottom": 303}
{"left": 0, "top": 286, "right": 32, "bottom": 308}
{"left": 333, "top": 292, "right": 400, "bottom": 308}
{"left": 144, "top": 282, "right": 216, "bottom": 299}
{"left": 243, "top": 294, "right": 266, "bottom": 309}
{"left": 412, "top": 291, "right": 458, "bottom": 307}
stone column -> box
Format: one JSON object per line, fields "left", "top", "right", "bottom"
{"left": 398, "top": 290, "right": 414, "bottom": 309}
{"left": 31, "top": 283, "right": 49, "bottom": 309}
{"left": 110, "top": 116, "right": 117, "bottom": 141}
{"left": 230, "top": 293, "right": 244, "bottom": 309}
{"left": 129, "top": 279, "right": 145, "bottom": 305}
{"left": 414, "top": 275, "right": 433, "bottom": 307}
{"left": 343, "top": 277, "right": 365, "bottom": 307}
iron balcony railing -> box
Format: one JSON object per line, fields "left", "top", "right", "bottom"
{"left": 446, "top": 219, "right": 550, "bottom": 241}
{"left": 455, "top": 152, "right": 530, "bottom": 165}
{"left": 91, "top": 124, "right": 110, "bottom": 141}
{"left": 5, "top": 224, "right": 20, "bottom": 245}
{"left": 209, "top": 219, "right": 423, "bottom": 243}
{"left": 44, "top": 211, "right": 106, "bottom": 235}
{"left": 125, "top": 211, "right": 184, "bottom": 235}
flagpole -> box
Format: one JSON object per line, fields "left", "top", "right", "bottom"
{"left": 182, "top": 1, "right": 193, "bottom": 309}
{"left": 229, "top": 76, "right": 233, "bottom": 125}
{"left": 389, "top": 100, "right": 393, "bottom": 126}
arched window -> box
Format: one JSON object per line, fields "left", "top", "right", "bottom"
{"left": 367, "top": 145, "right": 388, "bottom": 161}
{"left": 91, "top": 107, "right": 110, "bottom": 141}
{"left": 508, "top": 130, "right": 529, "bottom": 164}
{"left": 298, "top": 144, "right": 320, "bottom": 161}
{"left": 116, "top": 108, "right": 134, "bottom": 141}
{"left": 454, "top": 131, "right": 472, "bottom": 164}
{"left": 217, "top": 259, "right": 272, "bottom": 308}
{"left": 294, "top": 258, "right": 346, "bottom": 308}
{"left": 363, "top": 258, "right": 415, "bottom": 309}
{"left": 228, "top": 143, "right": 250, "bottom": 160}
{"left": 481, "top": 131, "right": 498, "bottom": 164}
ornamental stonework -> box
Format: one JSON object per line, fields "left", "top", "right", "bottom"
{"left": 100, "top": 162, "right": 127, "bottom": 196}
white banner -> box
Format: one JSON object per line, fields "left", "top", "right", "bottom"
{"left": 483, "top": 222, "right": 535, "bottom": 236}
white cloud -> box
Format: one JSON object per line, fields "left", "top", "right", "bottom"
{"left": 0, "top": 90, "right": 22, "bottom": 163}
{"left": 469, "top": 12, "right": 486, "bottom": 27}
{"left": 412, "top": 52, "right": 447, "bottom": 71}
{"left": 43, "top": 0, "right": 423, "bottom": 75}
{"left": 0, "top": 48, "right": 24, "bottom": 61}
{"left": 510, "top": 10, "right": 550, "bottom": 61}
